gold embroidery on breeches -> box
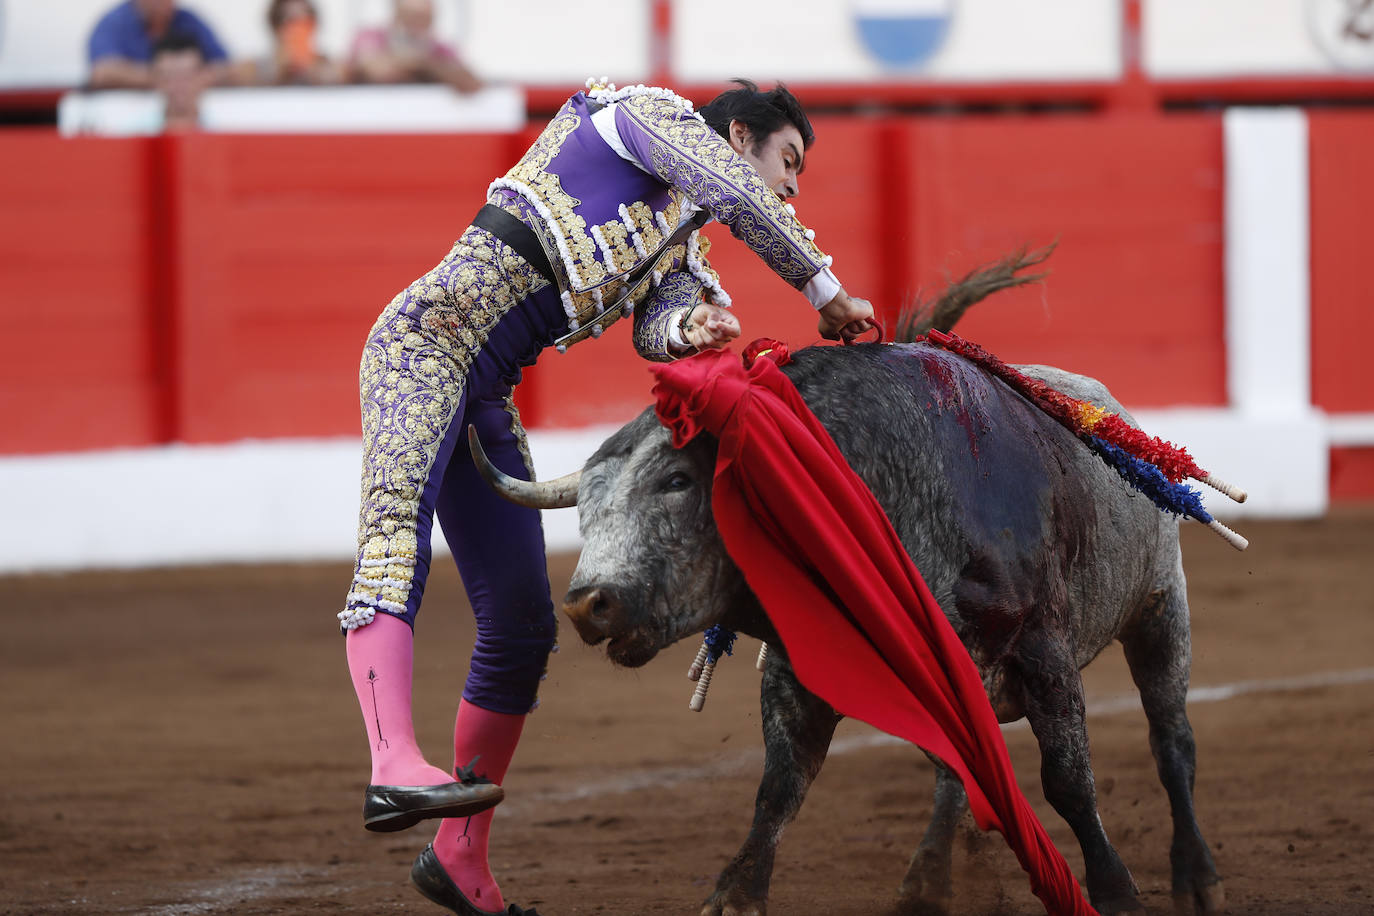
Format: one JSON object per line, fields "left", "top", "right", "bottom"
{"left": 339, "top": 226, "right": 549, "bottom": 630}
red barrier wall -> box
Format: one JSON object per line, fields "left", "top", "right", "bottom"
{"left": 901, "top": 113, "right": 1226, "bottom": 408}
{"left": 1309, "top": 112, "right": 1374, "bottom": 416}
{"left": 167, "top": 131, "right": 532, "bottom": 442}
{"left": 1309, "top": 112, "right": 1374, "bottom": 501}
{"left": 0, "top": 132, "right": 162, "bottom": 453}
{"left": 0, "top": 111, "right": 1368, "bottom": 500}
{"left": 1331, "top": 448, "right": 1374, "bottom": 502}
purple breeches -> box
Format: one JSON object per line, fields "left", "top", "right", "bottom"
{"left": 341, "top": 225, "right": 567, "bottom": 715}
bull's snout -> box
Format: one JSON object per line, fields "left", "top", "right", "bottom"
{"left": 562, "top": 585, "right": 625, "bottom": 647}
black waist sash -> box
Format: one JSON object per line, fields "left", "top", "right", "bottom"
{"left": 471, "top": 204, "right": 557, "bottom": 286}
{"left": 474, "top": 200, "right": 711, "bottom": 328}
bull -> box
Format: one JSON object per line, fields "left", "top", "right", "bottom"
{"left": 471, "top": 263, "right": 1225, "bottom": 916}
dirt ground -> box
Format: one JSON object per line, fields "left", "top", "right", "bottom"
{"left": 2, "top": 510, "right": 1373, "bottom": 916}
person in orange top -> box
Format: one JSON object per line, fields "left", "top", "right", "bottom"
{"left": 232, "top": 0, "right": 342, "bottom": 86}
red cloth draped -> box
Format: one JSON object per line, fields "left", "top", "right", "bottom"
{"left": 651, "top": 347, "right": 1096, "bottom": 916}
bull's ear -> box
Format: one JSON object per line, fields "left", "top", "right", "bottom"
{"left": 468, "top": 425, "right": 581, "bottom": 509}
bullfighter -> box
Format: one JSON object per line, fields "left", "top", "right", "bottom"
{"left": 338, "top": 77, "right": 874, "bottom": 916}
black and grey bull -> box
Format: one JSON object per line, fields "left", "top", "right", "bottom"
{"left": 473, "top": 341, "right": 1224, "bottom": 916}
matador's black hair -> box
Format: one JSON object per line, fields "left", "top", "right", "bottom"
{"left": 698, "top": 79, "right": 815, "bottom": 149}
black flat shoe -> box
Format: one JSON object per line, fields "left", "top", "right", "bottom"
{"left": 363, "top": 774, "right": 504, "bottom": 833}
{"left": 410, "top": 844, "right": 543, "bottom": 915}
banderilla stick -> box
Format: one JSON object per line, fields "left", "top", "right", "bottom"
{"left": 1201, "top": 473, "right": 1247, "bottom": 504}
{"left": 688, "top": 637, "right": 769, "bottom": 711}
{"left": 689, "top": 656, "right": 716, "bottom": 711}
{"left": 687, "top": 640, "right": 709, "bottom": 682}
{"left": 1206, "top": 517, "right": 1249, "bottom": 551}
{"left": 687, "top": 638, "right": 713, "bottom": 711}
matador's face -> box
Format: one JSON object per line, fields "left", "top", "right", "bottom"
{"left": 729, "top": 121, "right": 805, "bottom": 201}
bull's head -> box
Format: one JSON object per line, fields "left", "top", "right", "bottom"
{"left": 469, "top": 411, "right": 749, "bottom": 667}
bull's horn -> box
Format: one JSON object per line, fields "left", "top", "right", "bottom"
{"left": 467, "top": 425, "right": 581, "bottom": 509}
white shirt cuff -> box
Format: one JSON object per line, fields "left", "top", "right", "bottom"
{"left": 668, "top": 322, "right": 689, "bottom": 350}
{"left": 803, "top": 267, "right": 842, "bottom": 309}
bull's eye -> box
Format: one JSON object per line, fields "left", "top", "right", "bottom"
{"left": 661, "top": 471, "right": 692, "bottom": 493}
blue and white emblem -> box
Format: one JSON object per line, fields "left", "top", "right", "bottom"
{"left": 1307, "top": 0, "right": 1374, "bottom": 70}
{"left": 852, "top": 0, "right": 955, "bottom": 71}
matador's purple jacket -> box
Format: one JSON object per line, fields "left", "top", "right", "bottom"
{"left": 340, "top": 83, "right": 842, "bottom": 715}
{"left": 490, "top": 83, "right": 839, "bottom": 358}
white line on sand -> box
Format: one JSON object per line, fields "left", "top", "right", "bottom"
{"left": 140, "top": 666, "right": 1374, "bottom": 913}
{"left": 516, "top": 666, "right": 1374, "bottom": 808}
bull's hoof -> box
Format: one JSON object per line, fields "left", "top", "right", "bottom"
{"left": 1094, "top": 895, "right": 1147, "bottom": 915}
{"left": 895, "top": 852, "right": 951, "bottom": 916}
{"left": 892, "top": 892, "right": 950, "bottom": 916}
{"left": 699, "top": 894, "right": 766, "bottom": 916}
{"left": 1173, "top": 877, "right": 1226, "bottom": 915}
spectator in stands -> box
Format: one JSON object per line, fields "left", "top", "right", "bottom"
{"left": 151, "top": 31, "right": 210, "bottom": 132}
{"left": 346, "top": 0, "right": 481, "bottom": 93}
{"left": 232, "top": 0, "right": 342, "bottom": 86}
{"left": 88, "top": 0, "right": 228, "bottom": 89}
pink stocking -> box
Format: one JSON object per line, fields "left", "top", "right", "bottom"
{"left": 432, "top": 701, "right": 526, "bottom": 912}
{"left": 345, "top": 613, "right": 454, "bottom": 787}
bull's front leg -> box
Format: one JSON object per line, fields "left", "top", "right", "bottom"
{"left": 1119, "top": 584, "right": 1224, "bottom": 915}
{"left": 701, "top": 653, "right": 841, "bottom": 916}
{"left": 1017, "top": 628, "right": 1143, "bottom": 914}
{"left": 896, "top": 757, "right": 968, "bottom": 915}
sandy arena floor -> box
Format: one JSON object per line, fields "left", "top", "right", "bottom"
{"left": 2, "top": 511, "right": 1372, "bottom": 915}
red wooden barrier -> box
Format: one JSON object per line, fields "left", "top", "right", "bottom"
{"left": 168, "top": 131, "right": 530, "bottom": 443}
{"left": 0, "top": 132, "right": 161, "bottom": 454}
{"left": 901, "top": 113, "right": 1226, "bottom": 408}
{"left": 1310, "top": 111, "right": 1374, "bottom": 500}
{"left": 1309, "top": 112, "right": 1374, "bottom": 416}
{"left": 1, "top": 110, "right": 1369, "bottom": 506}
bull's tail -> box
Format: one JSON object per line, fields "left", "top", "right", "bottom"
{"left": 894, "top": 242, "right": 1055, "bottom": 341}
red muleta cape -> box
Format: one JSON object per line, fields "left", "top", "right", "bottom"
{"left": 651, "top": 346, "right": 1096, "bottom": 916}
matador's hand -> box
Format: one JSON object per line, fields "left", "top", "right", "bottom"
{"left": 818, "top": 290, "right": 875, "bottom": 343}
{"left": 682, "top": 303, "right": 741, "bottom": 350}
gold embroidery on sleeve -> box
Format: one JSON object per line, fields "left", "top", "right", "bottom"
{"left": 616, "top": 94, "right": 828, "bottom": 289}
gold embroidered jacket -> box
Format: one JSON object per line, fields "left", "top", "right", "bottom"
{"left": 487, "top": 88, "right": 833, "bottom": 360}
